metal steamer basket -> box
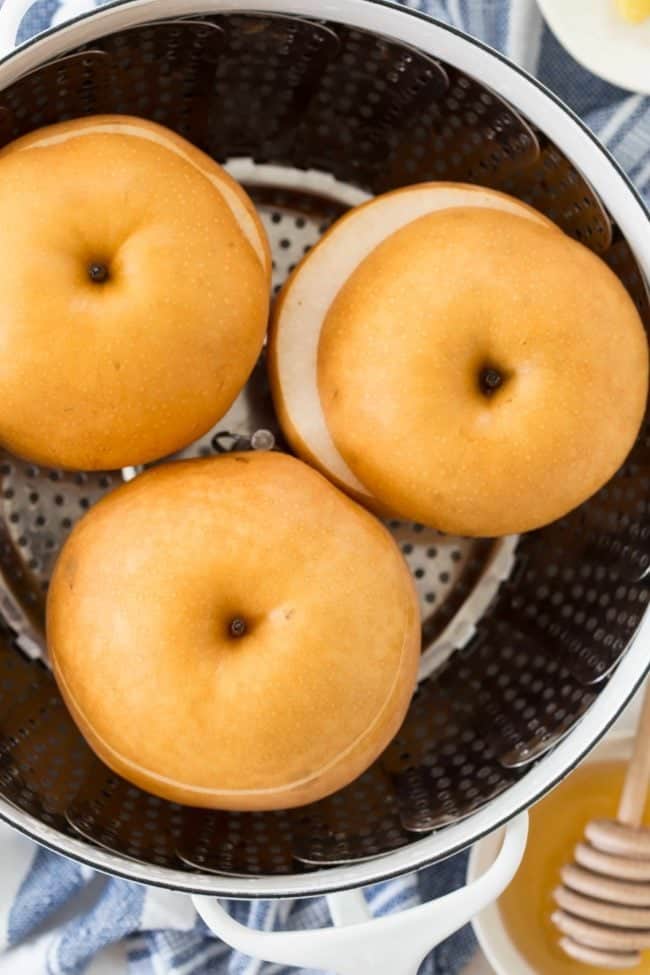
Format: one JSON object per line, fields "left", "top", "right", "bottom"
{"left": 0, "top": 1, "right": 647, "bottom": 971}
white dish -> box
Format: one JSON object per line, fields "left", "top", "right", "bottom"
{"left": 467, "top": 717, "right": 639, "bottom": 975}
{"left": 537, "top": 0, "right": 650, "bottom": 94}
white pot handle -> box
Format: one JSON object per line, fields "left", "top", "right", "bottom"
{"left": 0, "top": 0, "right": 92, "bottom": 58}
{"left": 193, "top": 812, "right": 528, "bottom": 975}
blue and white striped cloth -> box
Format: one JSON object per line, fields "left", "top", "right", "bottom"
{"left": 0, "top": 828, "right": 474, "bottom": 974}
{"left": 1, "top": 1, "right": 649, "bottom": 973}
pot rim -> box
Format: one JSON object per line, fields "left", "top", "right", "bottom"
{"left": 0, "top": 0, "right": 648, "bottom": 897}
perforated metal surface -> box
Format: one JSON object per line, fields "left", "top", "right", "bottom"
{"left": 0, "top": 10, "right": 647, "bottom": 884}
{"left": 500, "top": 137, "right": 613, "bottom": 252}
{"left": 384, "top": 63, "right": 539, "bottom": 189}
{"left": 0, "top": 50, "right": 111, "bottom": 137}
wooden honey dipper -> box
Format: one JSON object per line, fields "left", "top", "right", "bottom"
{"left": 552, "top": 684, "right": 650, "bottom": 969}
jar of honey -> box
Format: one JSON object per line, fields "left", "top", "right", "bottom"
{"left": 470, "top": 732, "right": 649, "bottom": 974}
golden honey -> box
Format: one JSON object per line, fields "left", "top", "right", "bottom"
{"left": 499, "top": 761, "right": 650, "bottom": 974}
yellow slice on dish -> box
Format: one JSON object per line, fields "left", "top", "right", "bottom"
{"left": 616, "top": 0, "right": 650, "bottom": 23}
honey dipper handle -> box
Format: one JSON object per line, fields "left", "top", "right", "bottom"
{"left": 618, "top": 682, "right": 650, "bottom": 827}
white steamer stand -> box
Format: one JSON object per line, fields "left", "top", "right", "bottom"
{"left": 0, "top": 1, "right": 647, "bottom": 973}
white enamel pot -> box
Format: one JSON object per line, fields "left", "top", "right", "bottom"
{"left": 0, "top": 2, "right": 647, "bottom": 973}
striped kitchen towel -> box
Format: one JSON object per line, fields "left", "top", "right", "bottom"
{"left": 1, "top": 1, "right": 648, "bottom": 973}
